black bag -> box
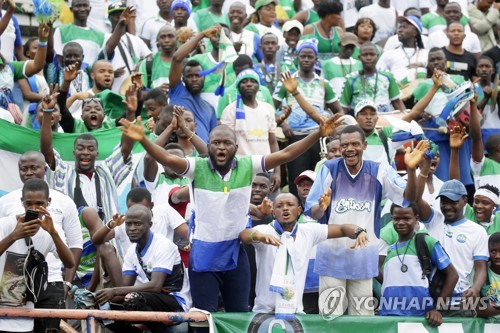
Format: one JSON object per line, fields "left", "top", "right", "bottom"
{"left": 23, "top": 238, "right": 48, "bottom": 303}
{"left": 415, "top": 233, "right": 447, "bottom": 303}
{"left": 136, "top": 248, "right": 185, "bottom": 293}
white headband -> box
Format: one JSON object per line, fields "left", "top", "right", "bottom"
{"left": 475, "top": 189, "right": 500, "bottom": 206}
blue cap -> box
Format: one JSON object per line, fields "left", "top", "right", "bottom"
{"left": 171, "top": 0, "right": 192, "bottom": 16}
{"left": 437, "top": 180, "right": 467, "bottom": 201}
{"left": 297, "top": 38, "right": 318, "bottom": 55}
{"left": 400, "top": 16, "right": 422, "bottom": 35}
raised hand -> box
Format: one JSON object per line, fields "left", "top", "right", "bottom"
{"left": 146, "top": 117, "right": 156, "bottom": 132}
{"left": 351, "top": 230, "right": 369, "bottom": 249}
{"left": 319, "top": 114, "right": 342, "bottom": 137}
{"left": 449, "top": 125, "right": 469, "bottom": 149}
{"left": 405, "top": 140, "right": 430, "bottom": 170}
{"left": 123, "top": 84, "right": 139, "bottom": 113}
{"left": 64, "top": 63, "right": 82, "bottom": 83}
{"left": 257, "top": 197, "right": 273, "bottom": 216}
{"left": 38, "top": 206, "right": 57, "bottom": 235}
{"left": 173, "top": 106, "right": 188, "bottom": 133}
{"left": 131, "top": 72, "right": 144, "bottom": 88}
{"left": 120, "top": 6, "right": 136, "bottom": 25}
{"left": 319, "top": 188, "right": 332, "bottom": 212}
{"left": 42, "top": 84, "right": 60, "bottom": 110}
{"left": 203, "top": 24, "right": 221, "bottom": 38}
{"left": 119, "top": 116, "right": 145, "bottom": 141}
{"left": 109, "top": 213, "right": 125, "bottom": 229}
{"left": 13, "top": 215, "right": 40, "bottom": 240}
{"left": 6, "top": 0, "right": 16, "bottom": 10}
{"left": 38, "top": 23, "right": 50, "bottom": 41}
{"left": 280, "top": 71, "right": 298, "bottom": 94}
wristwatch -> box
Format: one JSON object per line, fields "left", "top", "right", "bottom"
{"left": 354, "top": 227, "right": 367, "bottom": 238}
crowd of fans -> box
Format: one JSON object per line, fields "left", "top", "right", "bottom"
{"left": 0, "top": 0, "right": 499, "bottom": 332}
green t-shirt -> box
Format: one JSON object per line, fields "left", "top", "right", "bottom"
{"left": 280, "top": 0, "right": 296, "bottom": 19}
{"left": 72, "top": 117, "right": 116, "bottom": 133}
{"left": 464, "top": 204, "right": 500, "bottom": 235}
{"left": 138, "top": 53, "right": 172, "bottom": 89}
{"left": 481, "top": 266, "right": 500, "bottom": 309}
{"left": 413, "top": 75, "right": 465, "bottom": 102}
{"left": 305, "top": 8, "right": 320, "bottom": 25}
{"left": 190, "top": 53, "right": 236, "bottom": 93}
{"left": 4, "top": 61, "right": 27, "bottom": 82}
{"left": 421, "top": 12, "right": 469, "bottom": 34}
{"left": 192, "top": 8, "right": 229, "bottom": 32}
{"left": 351, "top": 44, "right": 382, "bottom": 61}
{"left": 322, "top": 57, "right": 363, "bottom": 81}
{"left": 192, "top": 0, "right": 210, "bottom": 13}
{"left": 339, "top": 70, "right": 400, "bottom": 113}
{"left": 217, "top": 84, "right": 274, "bottom": 119}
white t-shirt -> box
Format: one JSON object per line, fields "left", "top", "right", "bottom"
{"left": 424, "top": 209, "right": 489, "bottom": 299}
{"left": 392, "top": 0, "right": 432, "bottom": 15}
{"left": 0, "top": 189, "right": 83, "bottom": 283}
{"left": 102, "top": 32, "right": 152, "bottom": 93}
{"left": 122, "top": 232, "right": 192, "bottom": 311}
{"left": 114, "top": 204, "right": 186, "bottom": 253}
{"left": 87, "top": 0, "right": 111, "bottom": 33}
{"left": 139, "top": 15, "right": 198, "bottom": 54}
{"left": 377, "top": 47, "right": 429, "bottom": 84}
{"left": 340, "top": 0, "right": 359, "bottom": 29}
{"left": 221, "top": 100, "right": 277, "bottom": 156}
{"left": 383, "top": 34, "right": 430, "bottom": 51}
{"left": 252, "top": 223, "right": 328, "bottom": 313}
{"left": 427, "top": 29, "right": 481, "bottom": 54}
{"left": 0, "top": 10, "right": 20, "bottom": 62}
{"left": 127, "top": 0, "right": 160, "bottom": 33}
{"left": 358, "top": 3, "right": 397, "bottom": 43}
{"left": 0, "top": 215, "right": 64, "bottom": 332}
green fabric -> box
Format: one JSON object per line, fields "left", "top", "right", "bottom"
{"left": 244, "top": 23, "right": 260, "bottom": 35}
{"left": 190, "top": 53, "right": 236, "bottom": 93}
{"left": 380, "top": 222, "right": 428, "bottom": 248}
{"left": 322, "top": 58, "right": 363, "bottom": 81}
{"left": 413, "top": 75, "right": 465, "bottom": 102}
{"left": 72, "top": 117, "right": 116, "bottom": 133}
{"left": 464, "top": 204, "right": 500, "bottom": 235}
{"left": 193, "top": 156, "right": 254, "bottom": 192}
{"left": 352, "top": 44, "right": 382, "bottom": 60}
{"left": 156, "top": 173, "right": 190, "bottom": 189}
{"left": 9, "top": 61, "right": 27, "bottom": 81}
{"left": 421, "top": 12, "right": 470, "bottom": 32}
{"left": 58, "top": 24, "right": 104, "bottom": 46}
{"left": 192, "top": 8, "right": 229, "bottom": 32}
{"left": 305, "top": 8, "right": 320, "bottom": 25}
{"left": 310, "top": 25, "right": 341, "bottom": 60}
{"left": 138, "top": 53, "right": 172, "bottom": 89}
{"left": 276, "top": 75, "right": 336, "bottom": 104}
{"left": 192, "top": 0, "right": 210, "bottom": 12}
{"left": 217, "top": 84, "right": 274, "bottom": 119}
{"left": 279, "top": 0, "right": 296, "bottom": 19}
{"left": 382, "top": 232, "right": 438, "bottom": 271}
{"left": 95, "top": 89, "right": 126, "bottom": 119}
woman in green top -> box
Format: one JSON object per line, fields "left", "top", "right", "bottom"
{"left": 351, "top": 17, "right": 382, "bottom": 60}
{"left": 302, "top": 0, "right": 343, "bottom": 61}
{"left": 293, "top": 0, "right": 320, "bottom": 26}
{"left": 192, "top": 0, "right": 229, "bottom": 32}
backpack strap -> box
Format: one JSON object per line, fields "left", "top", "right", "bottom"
{"left": 146, "top": 59, "right": 153, "bottom": 89}
{"left": 377, "top": 129, "right": 391, "bottom": 165}
{"left": 415, "top": 232, "right": 432, "bottom": 280}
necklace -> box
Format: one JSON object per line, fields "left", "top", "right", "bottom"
{"left": 340, "top": 59, "right": 352, "bottom": 77}
{"left": 395, "top": 235, "right": 414, "bottom": 273}
{"left": 360, "top": 71, "right": 379, "bottom": 103}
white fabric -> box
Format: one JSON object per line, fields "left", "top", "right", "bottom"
{"left": 377, "top": 47, "right": 429, "bottom": 84}
{"left": 340, "top": 0, "right": 359, "bottom": 29}
{"left": 425, "top": 210, "right": 489, "bottom": 299}
{"left": 251, "top": 23, "right": 286, "bottom": 47}
{"left": 144, "top": 174, "right": 192, "bottom": 220}
{"left": 318, "top": 276, "right": 374, "bottom": 315}
{"left": 358, "top": 4, "right": 397, "bottom": 43}
{"left": 122, "top": 232, "right": 192, "bottom": 311}
{"left": 126, "top": 0, "right": 160, "bottom": 33}
{"left": 222, "top": 0, "right": 255, "bottom": 15}
{"left": 221, "top": 100, "right": 277, "bottom": 156}
{"left": 252, "top": 223, "right": 328, "bottom": 314}
{"left": 139, "top": 15, "right": 198, "bottom": 54}
{"left": 0, "top": 10, "right": 18, "bottom": 62}
{"left": 475, "top": 189, "right": 500, "bottom": 206}
{"left": 0, "top": 215, "right": 64, "bottom": 332}
{"left": 231, "top": 30, "right": 257, "bottom": 59}
{"left": 87, "top": 0, "right": 111, "bottom": 33}
{"left": 392, "top": 0, "right": 432, "bottom": 15}
{"left": 383, "top": 34, "right": 430, "bottom": 50}
{"left": 0, "top": 189, "right": 83, "bottom": 283}
{"left": 427, "top": 29, "right": 481, "bottom": 54}
{"left": 0, "top": 109, "right": 14, "bottom": 123}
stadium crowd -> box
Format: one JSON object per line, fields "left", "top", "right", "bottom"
{"left": 0, "top": 0, "right": 499, "bottom": 332}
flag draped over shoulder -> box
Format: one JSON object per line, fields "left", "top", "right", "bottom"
{"left": 0, "top": 120, "right": 144, "bottom": 208}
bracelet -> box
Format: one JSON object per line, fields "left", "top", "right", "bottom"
{"left": 291, "top": 90, "right": 299, "bottom": 97}
{"left": 38, "top": 41, "right": 48, "bottom": 47}
{"left": 187, "top": 132, "right": 195, "bottom": 141}
{"left": 419, "top": 173, "right": 429, "bottom": 179}
{"left": 250, "top": 229, "right": 257, "bottom": 242}
{"left": 42, "top": 108, "right": 54, "bottom": 113}
{"left": 105, "top": 219, "right": 114, "bottom": 230}
{"left": 63, "top": 281, "right": 73, "bottom": 289}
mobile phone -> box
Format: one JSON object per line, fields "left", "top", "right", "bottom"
{"left": 24, "top": 210, "right": 39, "bottom": 223}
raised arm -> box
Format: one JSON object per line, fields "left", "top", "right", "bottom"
{"left": 415, "top": 155, "right": 433, "bottom": 221}
{"left": 403, "top": 140, "right": 430, "bottom": 203}
{"left": 280, "top": 71, "right": 324, "bottom": 123}
{"left": 403, "top": 69, "right": 442, "bottom": 122}
{"left": 40, "top": 86, "right": 59, "bottom": 169}
{"left": 120, "top": 117, "right": 188, "bottom": 174}
{"left": 104, "top": 7, "right": 135, "bottom": 58}
{"left": 143, "top": 117, "right": 176, "bottom": 182}
{"left": 469, "top": 96, "right": 484, "bottom": 163}
{"left": 58, "top": 64, "right": 83, "bottom": 132}
{"left": 174, "top": 106, "right": 208, "bottom": 155}
{"left": 24, "top": 24, "right": 50, "bottom": 77}
{"left": 264, "top": 114, "right": 342, "bottom": 171}
{"left": 449, "top": 125, "right": 468, "bottom": 180}
{"left": 169, "top": 25, "right": 221, "bottom": 88}
{"left": 0, "top": 0, "right": 16, "bottom": 36}
{"left": 120, "top": 84, "right": 140, "bottom": 161}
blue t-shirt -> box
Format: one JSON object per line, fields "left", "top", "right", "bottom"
{"left": 170, "top": 82, "right": 217, "bottom": 143}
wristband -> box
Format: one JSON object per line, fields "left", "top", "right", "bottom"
{"left": 354, "top": 227, "right": 367, "bottom": 238}
{"left": 250, "top": 229, "right": 257, "bottom": 242}
{"left": 105, "top": 219, "right": 114, "bottom": 230}
{"left": 63, "top": 281, "right": 73, "bottom": 289}
{"left": 42, "top": 108, "right": 54, "bottom": 113}
{"left": 291, "top": 90, "right": 299, "bottom": 97}
{"left": 38, "top": 41, "right": 48, "bottom": 47}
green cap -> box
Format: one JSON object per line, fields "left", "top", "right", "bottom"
{"left": 254, "top": 0, "right": 279, "bottom": 11}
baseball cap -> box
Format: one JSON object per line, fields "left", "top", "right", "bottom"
{"left": 255, "top": 0, "right": 279, "bottom": 11}
{"left": 354, "top": 99, "right": 377, "bottom": 116}
{"left": 283, "top": 20, "right": 304, "bottom": 34}
{"left": 108, "top": 1, "right": 126, "bottom": 15}
{"left": 294, "top": 170, "right": 316, "bottom": 185}
{"left": 436, "top": 180, "right": 467, "bottom": 201}
{"left": 340, "top": 32, "right": 360, "bottom": 48}
{"left": 399, "top": 16, "right": 423, "bottom": 35}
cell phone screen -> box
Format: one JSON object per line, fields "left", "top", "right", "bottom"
{"left": 24, "top": 210, "right": 39, "bottom": 223}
